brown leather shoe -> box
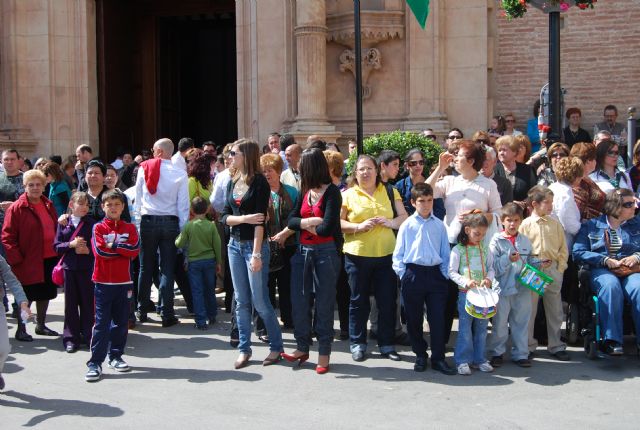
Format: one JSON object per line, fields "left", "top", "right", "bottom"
{"left": 234, "top": 354, "right": 251, "bottom": 369}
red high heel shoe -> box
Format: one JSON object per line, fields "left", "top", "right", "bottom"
{"left": 316, "top": 364, "right": 330, "bottom": 374}
{"left": 280, "top": 352, "right": 309, "bottom": 366}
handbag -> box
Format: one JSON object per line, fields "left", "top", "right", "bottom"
{"left": 604, "top": 229, "right": 640, "bottom": 278}
{"left": 52, "top": 221, "right": 84, "bottom": 286}
{"left": 268, "top": 238, "right": 284, "bottom": 273}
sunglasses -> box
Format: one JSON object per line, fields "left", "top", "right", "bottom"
{"left": 607, "top": 150, "right": 619, "bottom": 157}
{"left": 622, "top": 201, "right": 635, "bottom": 209}
{"left": 550, "top": 152, "right": 567, "bottom": 159}
{"left": 475, "top": 139, "right": 489, "bottom": 145}
{"left": 505, "top": 119, "right": 515, "bottom": 123}
{"left": 448, "top": 135, "right": 461, "bottom": 140}
{"left": 424, "top": 135, "right": 437, "bottom": 139}
{"left": 407, "top": 160, "right": 425, "bottom": 167}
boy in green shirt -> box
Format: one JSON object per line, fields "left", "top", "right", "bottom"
{"left": 175, "top": 197, "right": 222, "bottom": 330}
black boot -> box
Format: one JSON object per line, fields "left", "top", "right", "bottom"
{"left": 15, "top": 321, "right": 33, "bottom": 342}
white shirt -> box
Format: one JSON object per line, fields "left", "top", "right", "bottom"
{"left": 281, "top": 168, "right": 300, "bottom": 191}
{"left": 433, "top": 174, "right": 502, "bottom": 241}
{"left": 210, "top": 168, "right": 231, "bottom": 213}
{"left": 171, "top": 151, "right": 187, "bottom": 172}
{"left": 135, "top": 159, "right": 190, "bottom": 230}
{"left": 589, "top": 169, "right": 633, "bottom": 194}
{"left": 548, "top": 181, "right": 581, "bottom": 249}
{"left": 111, "top": 158, "right": 123, "bottom": 170}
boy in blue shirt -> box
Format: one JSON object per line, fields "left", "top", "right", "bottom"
{"left": 392, "top": 183, "right": 455, "bottom": 375}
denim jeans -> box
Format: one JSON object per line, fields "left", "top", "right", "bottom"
{"left": 187, "top": 258, "right": 218, "bottom": 326}
{"left": 344, "top": 253, "right": 397, "bottom": 354}
{"left": 455, "top": 291, "right": 488, "bottom": 366}
{"left": 290, "top": 242, "right": 340, "bottom": 356}
{"left": 591, "top": 268, "right": 640, "bottom": 344}
{"left": 137, "top": 215, "right": 179, "bottom": 320}
{"left": 228, "top": 238, "right": 283, "bottom": 354}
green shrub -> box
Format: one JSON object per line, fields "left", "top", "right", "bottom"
{"left": 345, "top": 131, "right": 443, "bottom": 181}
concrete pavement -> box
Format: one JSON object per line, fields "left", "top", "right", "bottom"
{"left": 1, "top": 291, "right": 639, "bottom": 429}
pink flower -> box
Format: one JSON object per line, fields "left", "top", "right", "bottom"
{"left": 560, "top": 2, "right": 570, "bottom": 11}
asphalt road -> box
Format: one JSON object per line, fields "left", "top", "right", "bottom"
{"left": 1, "top": 292, "right": 639, "bottom": 429}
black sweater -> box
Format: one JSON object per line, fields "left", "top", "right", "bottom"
{"left": 221, "top": 173, "right": 270, "bottom": 241}
{"left": 288, "top": 183, "right": 343, "bottom": 249}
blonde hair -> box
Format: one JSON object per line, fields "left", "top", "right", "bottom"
{"left": 22, "top": 169, "right": 46, "bottom": 185}
{"left": 495, "top": 135, "right": 520, "bottom": 154}
{"left": 554, "top": 157, "right": 584, "bottom": 184}
{"left": 323, "top": 150, "right": 344, "bottom": 179}
{"left": 260, "top": 153, "right": 284, "bottom": 175}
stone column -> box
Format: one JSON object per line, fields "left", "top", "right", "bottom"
{"left": 288, "top": 0, "right": 340, "bottom": 142}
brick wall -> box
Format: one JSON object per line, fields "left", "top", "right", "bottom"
{"left": 494, "top": 0, "right": 640, "bottom": 137}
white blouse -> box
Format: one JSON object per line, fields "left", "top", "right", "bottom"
{"left": 548, "top": 181, "right": 581, "bottom": 249}
{"left": 433, "top": 175, "right": 503, "bottom": 243}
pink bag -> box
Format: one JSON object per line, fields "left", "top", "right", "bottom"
{"left": 52, "top": 221, "right": 84, "bottom": 286}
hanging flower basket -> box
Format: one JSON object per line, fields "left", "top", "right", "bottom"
{"left": 501, "top": 0, "right": 597, "bottom": 20}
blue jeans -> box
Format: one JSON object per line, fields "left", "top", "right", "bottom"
{"left": 137, "top": 215, "right": 179, "bottom": 320}
{"left": 344, "top": 254, "right": 397, "bottom": 354}
{"left": 455, "top": 291, "right": 489, "bottom": 366}
{"left": 228, "top": 238, "right": 283, "bottom": 354}
{"left": 290, "top": 242, "right": 340, "bottom": 356}
{"left": 591, "top": 268, "right": 640, "bottom": 344}
{"left": 187, "top": 259, "right": 218, "bottom": 326}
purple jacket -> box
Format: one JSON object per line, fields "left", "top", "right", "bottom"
{"left": 53, "top": 216, "right": 97, "bottom": 271}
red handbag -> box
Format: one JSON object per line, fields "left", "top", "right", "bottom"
{"left": 52, "top": 221, "right": 84, "bottom": 286}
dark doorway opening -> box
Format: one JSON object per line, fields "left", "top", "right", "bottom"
{"left": 96, "top": 0, "right": 237, "bottom": 161}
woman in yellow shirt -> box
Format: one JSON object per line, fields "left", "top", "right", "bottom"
{"left": 340, "top": 154, "right": 407, "bottom": 362}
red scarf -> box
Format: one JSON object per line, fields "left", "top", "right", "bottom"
{"left": 140, "top": 159, "right": 162, "bottom": 195}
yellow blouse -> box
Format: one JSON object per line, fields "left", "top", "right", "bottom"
{"left": 342, "top": 183, "right": 400, "bottom": 257}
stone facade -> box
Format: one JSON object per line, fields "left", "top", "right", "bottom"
{"left": 0, "top": 0, "right": 637, "bottom": 159}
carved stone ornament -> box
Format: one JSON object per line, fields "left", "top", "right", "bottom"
{"left": 339, "top": 47, "right": 381, "bottom": 100}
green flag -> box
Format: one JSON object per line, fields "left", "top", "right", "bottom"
{"left": 406, "top": 0, "right": 430, "bottom": 29}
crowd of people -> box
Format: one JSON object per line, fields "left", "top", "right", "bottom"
{"left": 1, "top": 103, "right": 639, "bottom": 388}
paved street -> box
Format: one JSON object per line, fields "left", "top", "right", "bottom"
{"left": 2, "top": 291, "right": 639, "bottom": 429}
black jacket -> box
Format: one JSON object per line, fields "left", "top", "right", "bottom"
{"left": 494, "top": 162, "right": 537, "bottom": 202}
{"left": 221, "top": 173, "right": 270, "bottom": 241}
{"left": 288, "top": 183, "right": 343, "bottom": 250}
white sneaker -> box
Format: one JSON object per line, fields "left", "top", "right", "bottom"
{"left": 108, "top": 358, "right": 131, "bottom": 373}
{"left": 457, "top": 363, "right": 472, "bottom": 375}
{"left": 477, "top": 361, "right": 494, "bottom": 372}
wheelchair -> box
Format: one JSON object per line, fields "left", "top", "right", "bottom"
{"left": 568, "top": 265, "right": 636, "bottom": 359}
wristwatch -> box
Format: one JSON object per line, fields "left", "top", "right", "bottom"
{"left": 252, "top": 253, "right": 262, "bottom": 259}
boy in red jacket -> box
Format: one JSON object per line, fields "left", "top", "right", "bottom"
{"left": 86, "top": 190, "right": 140, "bottom": 382}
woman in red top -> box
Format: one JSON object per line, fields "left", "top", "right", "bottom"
{"left": 2, "top": 169, "right": 59, "bottom": 341}
{"left": 282, "top": 149, "right": 343, "bottom": 374}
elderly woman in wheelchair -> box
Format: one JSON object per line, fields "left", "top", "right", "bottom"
{"left": 573, "top": 189, "right": 640, "bottom": 356}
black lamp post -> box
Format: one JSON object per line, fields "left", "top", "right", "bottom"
{"left": 354, "top": 0, "right": 364, "bottom": 155}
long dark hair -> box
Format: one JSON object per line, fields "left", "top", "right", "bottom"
{"left": 299, "top": 148, "right": 331, "bottom": 195}
{"left": 188, "top": 152, "right": 214, "bottom": 189}
{"left": 595, "top": 139, "right": 617, "bottom": 172}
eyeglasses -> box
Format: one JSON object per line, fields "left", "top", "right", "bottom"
{"left": 424, "top": 135, "right": 437, "bottom": 139}
{"left": 229, "top": 151, "right": 241, "bottom": 157}
{"left": 622, "top": 201, "right": 635, "bottom": 209}
{"left": 505, "top": 119, "right": 515, "bottom": 123}
{"left": 448, "top": 135, "right": 461, "bottom": 140}
{"left": 550, "top": 152, "right": 567, "bottom": 159}
{"left": 607, "top": 150, "right": 619, "bottom": 157}
{"left": 475, "top": 139, "right": 489, "bottom": 145}
{"left": 407, "top": 160, "right": 425, "bottom": 167}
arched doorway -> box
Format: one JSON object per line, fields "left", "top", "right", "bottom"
{"left": 96, "top": 0, "right": 237, "bottom": 160}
